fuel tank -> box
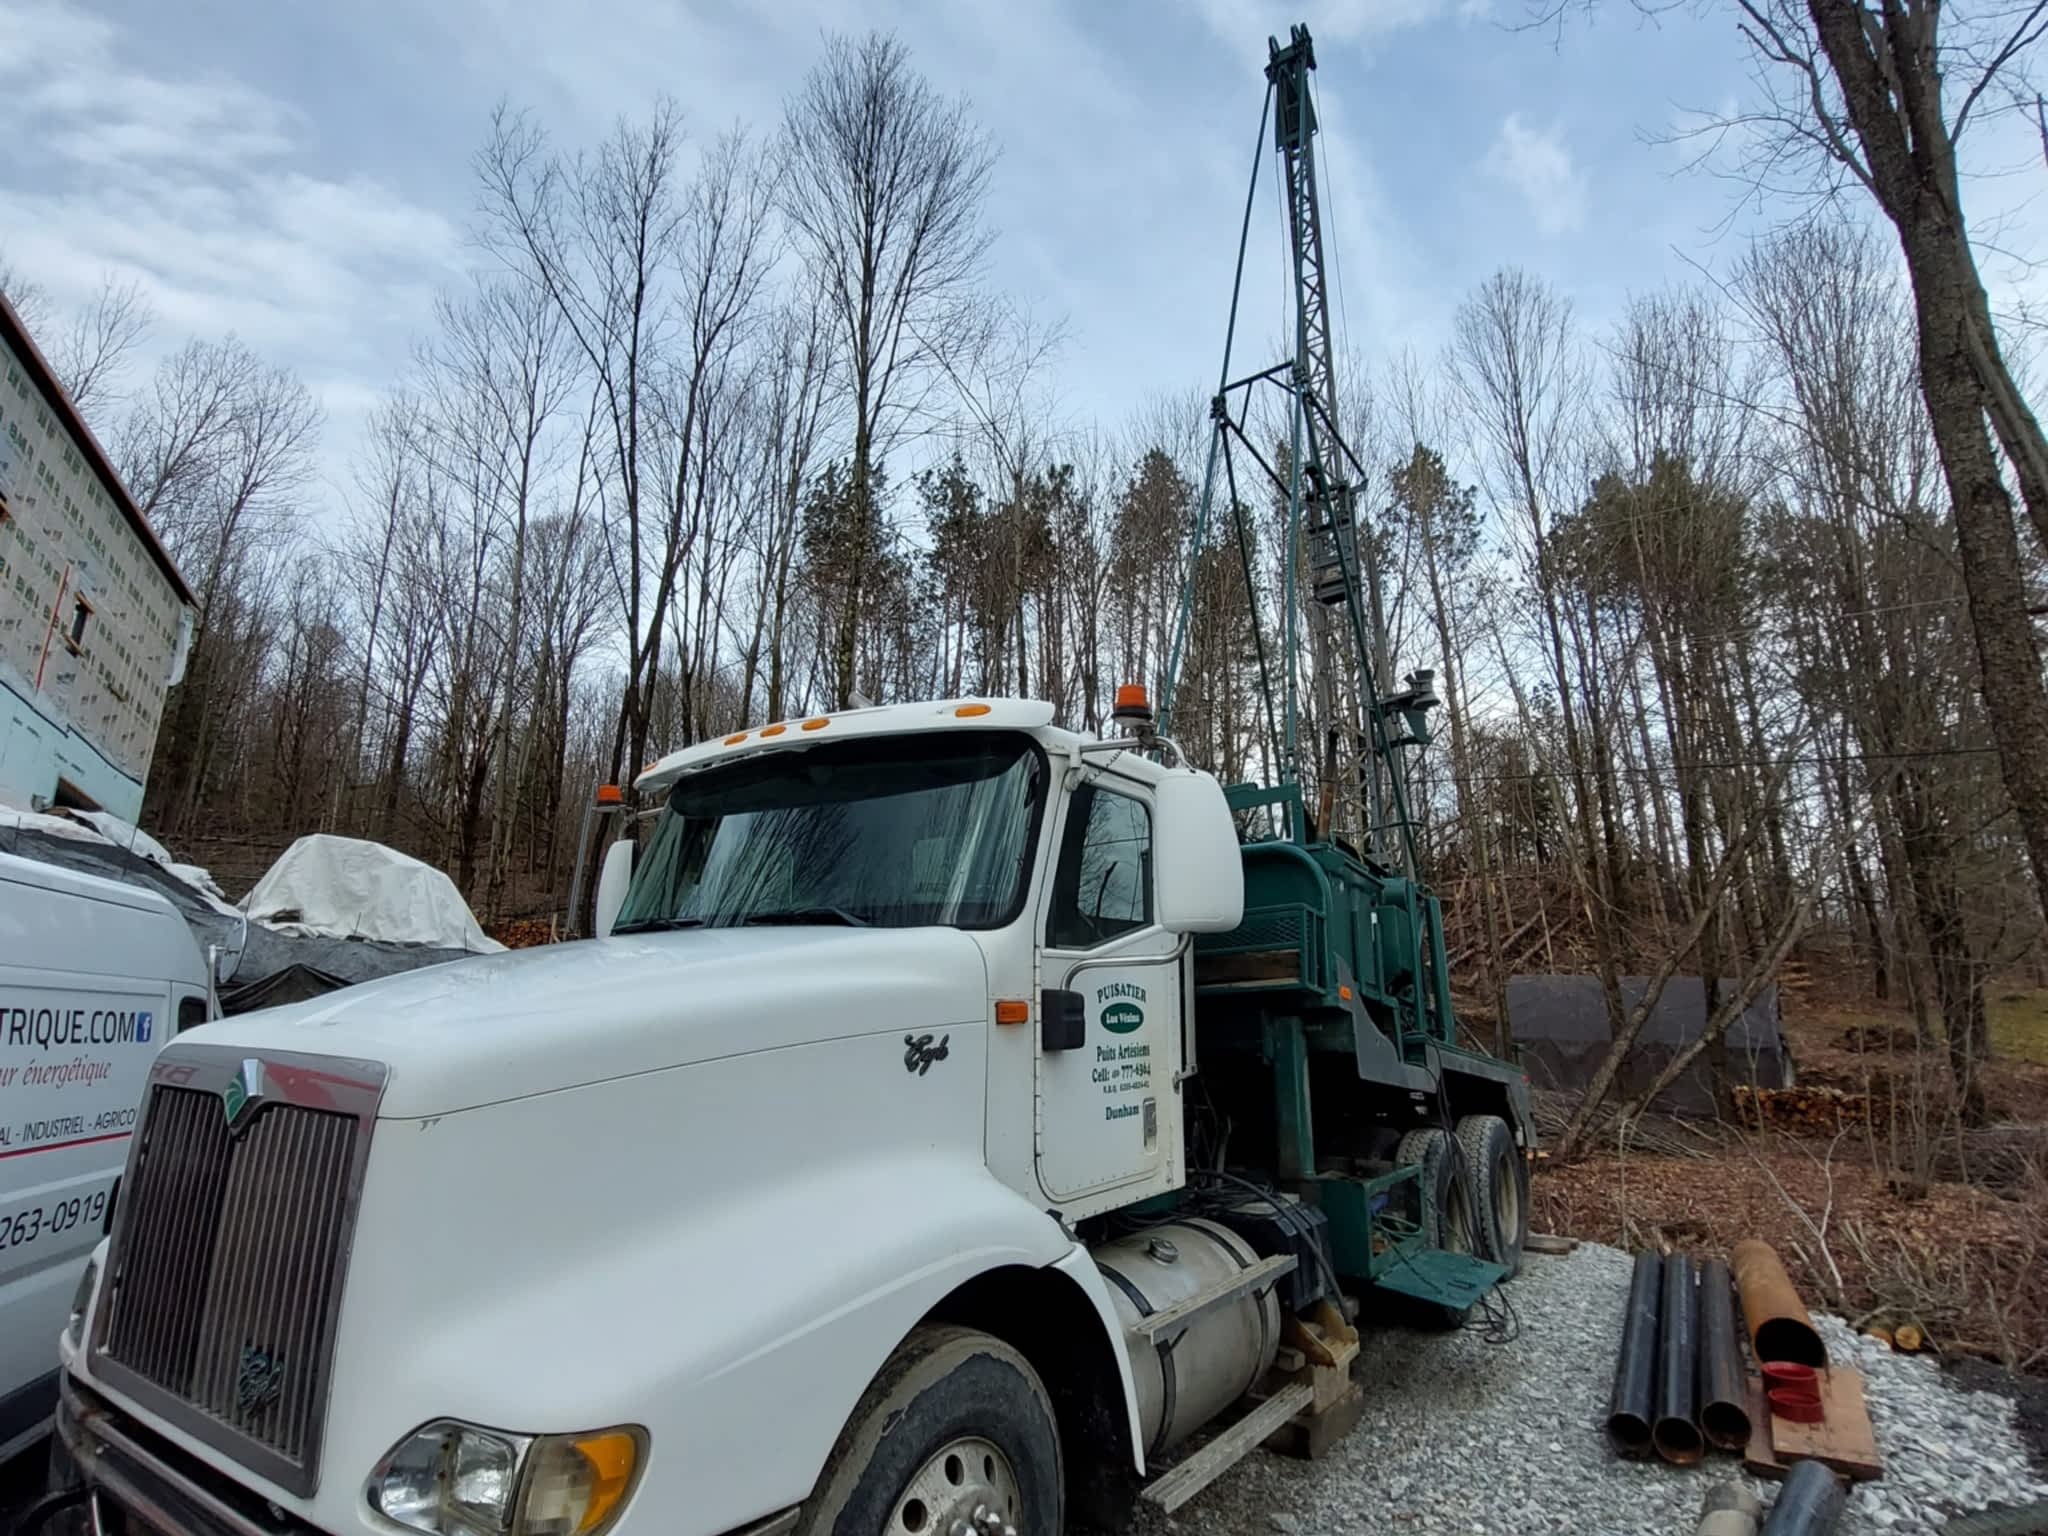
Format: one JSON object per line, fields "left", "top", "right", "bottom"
{"left": 1093, "top": 1217, "right": 1283, "bottom": 1454}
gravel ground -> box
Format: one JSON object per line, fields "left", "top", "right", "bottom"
{"left": 1160, "top": 1243, "right": 2048, "bottom": 1536}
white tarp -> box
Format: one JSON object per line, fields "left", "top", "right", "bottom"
{"left": 243, "top": 835, "right": 504, "bottom": 954}
{"left": 72, "top": 809, "right": 175, "bottom": 869}
{"left": 0, "top": 805, "right": 241, "bottom": 917}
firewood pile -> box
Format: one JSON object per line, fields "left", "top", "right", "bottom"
{"left": 489, "top": 917, "right": 558, "bottom": 949}
{"left": 1733, "top": 1084, "right": 1875, "bottom": 1135}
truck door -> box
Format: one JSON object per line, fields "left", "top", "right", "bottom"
{"left": 1034, "top": 772, "right": 1181, "bottom": 1204}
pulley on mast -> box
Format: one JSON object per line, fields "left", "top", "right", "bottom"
{"left": 1162, "top": 22, "right": 1436, "bottom": 874}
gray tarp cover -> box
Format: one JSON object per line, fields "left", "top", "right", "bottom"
{"left": 1507, "top": 974, "right": 1791, "bottom": 1116}
{"left": 0, "top": 824, "right": 473, "bottom": 1009}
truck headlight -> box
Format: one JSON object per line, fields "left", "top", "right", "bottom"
{"left": 369, "top": 1421, "right": 643, "bottom": 1536}
{"left": 66, "top": 1254, "right": 99, "bottom": 1349}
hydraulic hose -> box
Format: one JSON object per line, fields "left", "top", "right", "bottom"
{"left": 1654, "top": 1252, "right": 1704, "bottom": 1465}
{"left": 1606, "top": 1251, "right": 1662, "bottom": 1457}
{"left": 1698, "top": 1256, "right": 1753, "bottom": 1452}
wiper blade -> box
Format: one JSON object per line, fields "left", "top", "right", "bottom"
{"left": 736, "top": 906, "right": 869, "bottom": 928}
{"left": 610, "top": 916, "right": 708, "bottom": 934}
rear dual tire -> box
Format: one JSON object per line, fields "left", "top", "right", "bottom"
{"left": 1395, "top": 1113, "right": 1527, "bottom": 1327}
{"left": 1455, "top": 1113, "right": 1529, "bottom": 1278}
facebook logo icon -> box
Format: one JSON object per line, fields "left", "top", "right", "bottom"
{"left": 136, "top": 1012, "right": 153, "bottom": 1043}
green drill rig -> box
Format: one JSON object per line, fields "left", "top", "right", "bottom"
{"left": 1162, "top": 24, "right": 1533, "bottom": 1318}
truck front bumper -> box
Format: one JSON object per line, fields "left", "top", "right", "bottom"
{"left": 56, "top": 1370, "right": 323, "bottom": 1536}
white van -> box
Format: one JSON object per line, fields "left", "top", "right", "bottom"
{"left": 0, "top": 850, "right": 209, "bottom": 1463}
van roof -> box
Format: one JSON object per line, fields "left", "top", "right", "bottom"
{"left": 0, "top": 847, "right": 184, "bottom": 916}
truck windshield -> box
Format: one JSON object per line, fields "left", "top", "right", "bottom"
{"left": 613, "top": 731, "right": 1045, "bottom": 932}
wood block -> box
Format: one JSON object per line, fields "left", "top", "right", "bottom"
{"left": 1744, "top": 1370, "right": 1883, "bottom": 1482}
{"left": 1525, "top": 1233, "right": 1579, "bottom": 1256}
{"left": 1264, "top": 1381, "right": 1365, "bottom": 1461}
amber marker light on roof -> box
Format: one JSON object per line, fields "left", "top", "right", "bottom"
{"left": 724, "top": 733, "right": 748, "bottom": 745}
{"left": 594, "top": 784, "right": 623, "bottom": 805}
{"left": 761, "top": 724, "right": 787, "bottom": 737}
{"left": 1114, "top": 684, "right": 1149, "bottom": 712}
{"left": 955, "top": 703, "right": 992, "bottom": 717}
{"left": 802, "top": 717, "right": 830, "bottom": 731}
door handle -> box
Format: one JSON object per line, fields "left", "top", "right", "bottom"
{"left": 1041, "top": 988, "right": 1086, "bottom": 1052}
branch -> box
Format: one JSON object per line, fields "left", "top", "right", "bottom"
{"left": 1952, "top": 0, "right": 2048, "bottom": 142}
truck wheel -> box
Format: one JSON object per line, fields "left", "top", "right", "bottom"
{"left": 1455, "top": 1113, "right": 1529, "bottom": 1278}
{"left": 1394, "top": 1127, "right": 1475, "bottom": 1328}
{"left": 799, "top": 1324, "right": 1061, "bottom": 1536}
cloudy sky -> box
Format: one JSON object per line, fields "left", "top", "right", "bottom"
{"left": 2, "top": 0, "right": 2039, "bottom": 519}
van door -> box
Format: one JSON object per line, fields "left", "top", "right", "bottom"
{"left": 0, "top": 861, "right": 188, "bottom": 1460}
{"left": 1034, "top": 772, "right": 1182, "bottom": 1204}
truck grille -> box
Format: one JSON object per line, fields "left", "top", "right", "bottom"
{"left": 91, "top": 1048, "right": 386, "bottom": 1498}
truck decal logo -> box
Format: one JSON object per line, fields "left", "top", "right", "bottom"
{"left": 222, "top": 1058, "right": 265, "bottom": 1130}
{"left": 236, "top": 1343, "right": 285, "bottom": 1414}
{"left": 903, "top": 1033, "right": 950, "bottom": 1076}
{"left": 1101, "top": 1002, "right": 1144, "bottom": 1035}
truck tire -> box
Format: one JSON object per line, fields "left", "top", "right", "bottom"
{"left": 1455, "top": 1113, "right": 1529, "bottom": 1278}
{"left": 1394, "top": 1127, "right": 1475, "bottom": 1329}
{"left": 798, "top": 1324, "right": 1061, "bottom": 1536}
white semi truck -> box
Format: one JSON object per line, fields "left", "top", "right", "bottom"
{"left": 49, "top": 26, "right": 1539, "bottom": 1534}
{"left": 47, "top": 695, "right": 1532, "bottom": 1536}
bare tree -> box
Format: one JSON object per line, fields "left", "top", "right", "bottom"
{"left": 781, "top": 30, "right": 996, "bottom": 707}
{"left": 48, "top": 274, "right": 154, "bottom": 422}
{"left": 1683, "top": 0, "right": 2048, "bottom": 927}
{"left": 477, "top": 101, "right": 685, "bottom": 783}
{"left": 125, "top": 339, "right": 321, "bottom": 833}
{"left": 0, "top": 250, "right": 51, "bottom": 332}
{"left": 1451, "top": 269, "right": 1634, "bottom": 1143}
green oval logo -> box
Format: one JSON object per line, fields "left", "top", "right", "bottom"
{"left": 1102, "top": 1002, "right": 1145, "bottom": 1035}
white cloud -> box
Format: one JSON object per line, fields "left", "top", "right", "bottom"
{"left": 0, "top": 0, "right": 462, "bottom": 508}
{"left": 1483, "top": 113, "right": 1588, "bottom": 236}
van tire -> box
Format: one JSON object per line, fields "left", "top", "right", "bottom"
{"left": 798, "top": 1324, "right": 1061, "bottom": 1536}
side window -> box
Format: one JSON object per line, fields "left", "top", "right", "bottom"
{"left": 1049, "top": 785, "right": 1152, "bottom": 949}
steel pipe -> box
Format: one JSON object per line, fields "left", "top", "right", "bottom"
{"left": 1606, "top": 1251, "right": 1662, "bottom": 1457}
{"left": 1731, "top": 1239, "right": 1827, "bottom": 1368}
{"left": 1655, "top": 1252, "right": 1704, "bottom": 1464}
{"left": 1760, "top": 1458, "right": 1847, "bottom": 1535}
{"left": 1698, "top": 1256, "right": 1753, "bottom": 1452}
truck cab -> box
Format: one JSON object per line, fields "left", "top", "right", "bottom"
{"left": 51, "top": 697, "right": 1530, "bottom": 1536}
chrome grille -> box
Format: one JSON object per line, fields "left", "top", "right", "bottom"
{"left": 92, "top": 1048, "right": 385, "bottom": 1498}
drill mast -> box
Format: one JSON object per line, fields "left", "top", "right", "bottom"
{"left": 1163, "top": 24, "right": 1433, "bottom": 873}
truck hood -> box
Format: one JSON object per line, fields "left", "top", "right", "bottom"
{"left": 173, "top": 927, "right": 990, "bottom": 1117}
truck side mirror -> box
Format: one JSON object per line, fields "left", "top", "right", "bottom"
{"left": 1152, "top": 771, "right": 1245, "bottom": 933}
{"left": 593, "top": 839, "right": 636, "bottom": 938}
